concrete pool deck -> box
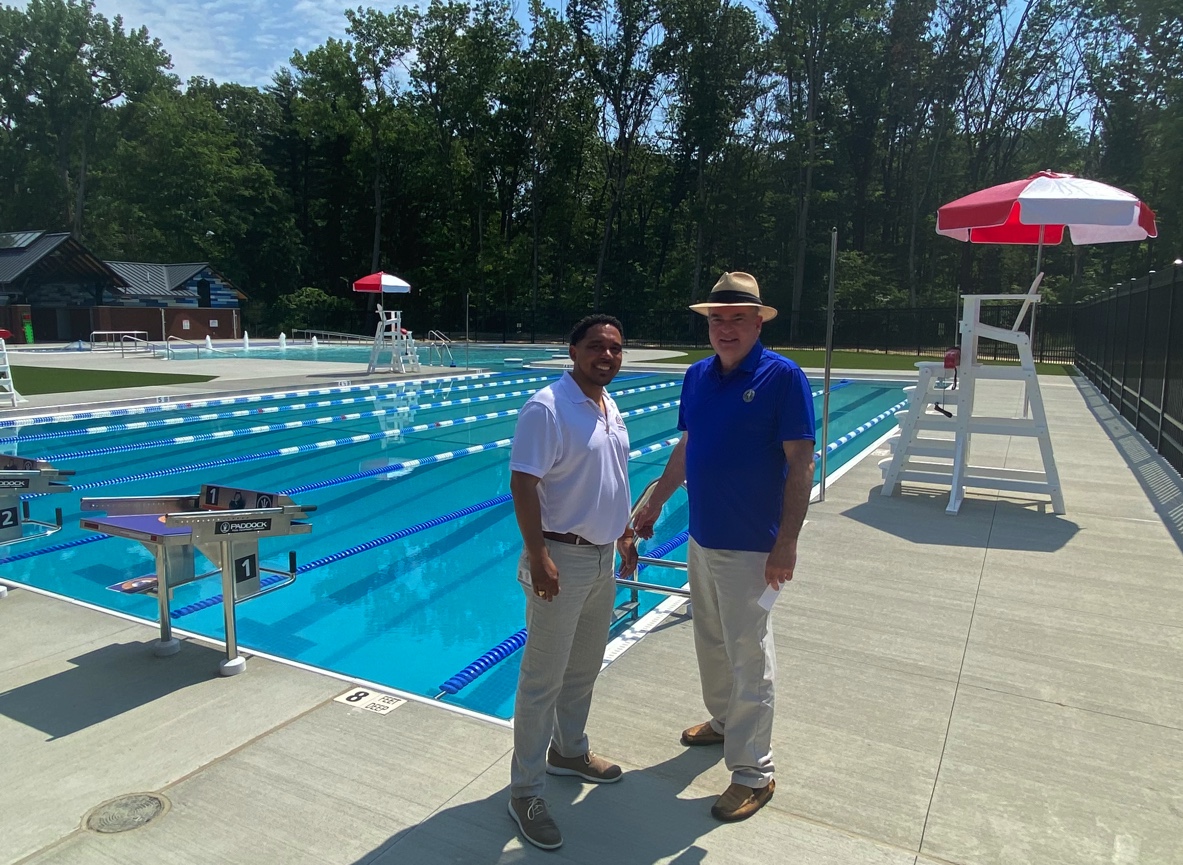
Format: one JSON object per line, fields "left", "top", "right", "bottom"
{"left": 1, "top": 358, "right": 1181, "bottom": 864}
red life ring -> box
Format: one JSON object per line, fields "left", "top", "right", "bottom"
{"left": 0, "top": 328, "right": 11, "bottom": 340}
{"left": 400, "top": 328, "right": 409, "bottom": 335}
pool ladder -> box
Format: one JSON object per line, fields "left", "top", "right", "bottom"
{"left": 423, "top": 330, "right": 455, "bottom": 367}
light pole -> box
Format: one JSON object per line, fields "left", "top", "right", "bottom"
{"left": 818, "top": 227, "right": 838, "bottom": 503}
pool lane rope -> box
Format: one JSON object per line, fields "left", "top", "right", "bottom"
{"left": 57, "top": 409, "right": 521, "bottom": 493}
{"left": 0, "top": 371, "right": 497, "bottom": 430}
{"left": 814, "top": 398, "right": 907, "bottom": 459}
{"left": 0, "top": 532, "right": 109, "bottom": 566}
{"left": 0, "top": 431, "right": 682, "bottom": 584}
{"left": 48, "top": 384, "right": 683, "bottom": 494}
{"left": 0, "top": 368, "right": 650, "bottom": 437}
{"left": 3, "top": 372, "right": 827, "bottom": 448}
{"left": 0, "top": 373, "right": 566, "bottom": 446}
{"left": 42, "top": 378, "right": 683, "bottom": 462}
{"left": 436, "top": 529, "right": 693, "bottom": 697}
{"left": 282, "top": 401, "right": 682, "bottom": 496}
{"left": 42, "top": 386, "right": 549, "bottom": 462}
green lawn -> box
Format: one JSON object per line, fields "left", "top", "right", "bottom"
{"left": 647, "top": 347, "right": 1074, "bottom": 376}
{"left": 11, "top": 365, "right": 216, "bottom": 395}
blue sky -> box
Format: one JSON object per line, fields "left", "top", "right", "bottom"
{"left": 92, "top": 0, "right": 394, "bottom": 88}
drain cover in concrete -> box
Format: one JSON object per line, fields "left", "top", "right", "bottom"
{"left": 86, "top": 793, "right": 168, "bottom": 833}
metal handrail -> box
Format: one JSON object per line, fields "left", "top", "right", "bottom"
{"left": 614, "top": 478, "right": 690, "bottom": 600}
{"left": 92, "top": 330, "right": 149, "bottom": 352}
{"left": 119, "top": 334, "right": 157, "bottom": 358}
{"left": 292, "top": 328, "right": 372, "bottom": 345}
{"left": 163, "top": 335, "right": 233, "bottom": 359}
{"left": 424, "top": 339, "right": 455, "bottom": 367}
{"left": 426, "top": 330, "right": 452, "bottom": 343}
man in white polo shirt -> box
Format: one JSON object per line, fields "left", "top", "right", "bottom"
{"left": 506, "top": 313, "right": 638, "bottom": 850}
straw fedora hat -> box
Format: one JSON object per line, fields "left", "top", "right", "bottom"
{"left": 689, "top": 272, "right": 778, "bottom": 322}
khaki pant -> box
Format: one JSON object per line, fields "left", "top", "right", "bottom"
{"left": 510, "top": 539, "right": 616, "bottom": 798}
{"left": 688, "top": 538, "right": 776, "bottom": 788}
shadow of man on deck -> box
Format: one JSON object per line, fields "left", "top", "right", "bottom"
{"left": 351, "top": 748, "right": 721, "bottom": 865}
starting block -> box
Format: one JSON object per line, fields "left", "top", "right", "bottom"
{"left": 0, "top": 458, "right": 74, "bottom": 547}
{"left": 80, "top": 484, "right": 314, "bottom": 676}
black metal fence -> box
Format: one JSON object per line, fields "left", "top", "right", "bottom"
{"left": 469, "top": 302, "right": 1077, "bottom": 364}
{"left": 1075, "top": 265, "right": 1183, "bottom": 476}
{"left": 280, "top": 295, "right": 1078, "bottom": 364}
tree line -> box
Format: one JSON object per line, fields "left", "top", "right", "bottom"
{"left": 1, "top": 0, "right": 1178, "bottom": 339}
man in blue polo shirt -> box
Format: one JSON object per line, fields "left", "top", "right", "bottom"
{"left": 634, "top": 271, "right": 815, "bottom": 822}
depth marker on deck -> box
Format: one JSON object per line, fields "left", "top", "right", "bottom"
{"left": 334, "top": 687, "right": 407, "bottom": 715}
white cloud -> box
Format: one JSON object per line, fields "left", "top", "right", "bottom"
{"left": 89, "top": 0, "right": 375, "bottom": 88}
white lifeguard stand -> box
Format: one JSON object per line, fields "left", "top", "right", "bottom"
{"left": 880, "top": 274, "right": 1065, "bottom": 514}
{"left": 367, "top": 305, "right": 420, "bottom": 375}
{"left": 0, "top": 332, "right": 23, "bottom": 407}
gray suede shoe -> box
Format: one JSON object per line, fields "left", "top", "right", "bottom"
{"left": 508, "top": 796, "right": 563, "bottom": 850}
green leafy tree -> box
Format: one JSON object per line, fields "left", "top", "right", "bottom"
{"left": 0, "top": 0, "right": 173, "bottom": 236}
{"left": 272, "top": 285, "right": 357, "bottom": 332}
{"left": 85, "top": 87, "right": 299, "bottom": 308}
{"left": 655, "top": 0, "right": 765, "bottom": 312}
{"left": 344, "top": 6, "right": 415, "bottom": 276}
{"left": 568, "top": 0, "right": 662, "bottom": 311}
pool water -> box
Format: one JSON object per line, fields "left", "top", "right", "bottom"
{"left": 0, "top": 371, "right": 906, "bottom": 718}
{"left": 167, "top": 342, "right": 565, "bottom": 368}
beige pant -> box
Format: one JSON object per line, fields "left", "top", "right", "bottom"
{"left": 688, "top": 538, "right": 776, "bottom": 788}
{"left": 510, "top": 539, "right": 616, "bottom": 799}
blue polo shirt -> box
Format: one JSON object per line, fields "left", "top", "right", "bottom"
{"left": 678, "top": 341, "right": 815, "bottom": 552}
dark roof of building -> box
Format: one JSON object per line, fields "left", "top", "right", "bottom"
{"left": 0, "top": 231, "right": 129, "bottom": 287}
{"left": 105, "top": 261, "right": 246, "bottom": 299}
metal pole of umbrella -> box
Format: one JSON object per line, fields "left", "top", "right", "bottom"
{"left": 818, "top": 227, "right": 838, "bottom": 503}
{"left": 465, "top": 291, "right": 470, "bottom": 370}
{"left": 1033, "top": 224, "right": 1043, "bottom": 364}
{"left": 1024, "top": 224, "right": 1045, "bottom": 416}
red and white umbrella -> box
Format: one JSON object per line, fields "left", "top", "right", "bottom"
{"left": 352, "top": 271, "right": 411, "bottom": 293}
{"left": 936, "top": 171, "right": 1157, "bottom": 246}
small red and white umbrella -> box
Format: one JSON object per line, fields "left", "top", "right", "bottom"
{"left": 352, "top": 271, "right": 411, "bottom": 293}
{"left": 937, "top": 171, "right": 1157, "bottom": 246}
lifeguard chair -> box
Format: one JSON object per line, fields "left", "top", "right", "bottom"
{"left": 0, "top": 328, "right": 22, "bottom": 407}
{"left": 880, "top": 274, "right": 1065, "bottom": 514}
{"left": 367, "top": 305, "right": 420, "bottom": 375}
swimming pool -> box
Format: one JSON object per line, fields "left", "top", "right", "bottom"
{"left": 0, "top": 371, "right": 907, "bottom": 719}
{"left": 13, "top": 341, "right": 568, "bottom": 370}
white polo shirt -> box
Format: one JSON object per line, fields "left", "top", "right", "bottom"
{"left": 509, "top": 372, "right": 631, "bottom": 545}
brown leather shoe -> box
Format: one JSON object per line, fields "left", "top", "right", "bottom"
{"left": 710, "top": 779, "right": 775, "bottom": 821}
{"left": 546, "top": 747, "right": 622, "bottom": 783}
{"left": 680, "top": 720, "right": 725, "bottom": 746}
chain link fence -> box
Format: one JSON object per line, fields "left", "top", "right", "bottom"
{"left": 453, "top": 303, "right": 1077, "bottom": 364}
{"left": 285, "top": 295, "right": 1078, "bottom": 364}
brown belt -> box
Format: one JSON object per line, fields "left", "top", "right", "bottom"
{"left": 542, "top": 530, "right": 595, "bottom": 546}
